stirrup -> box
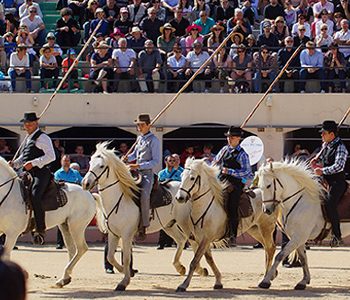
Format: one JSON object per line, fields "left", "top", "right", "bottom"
{"left": 33, "top": 232, "right": 45, "bottom": 245}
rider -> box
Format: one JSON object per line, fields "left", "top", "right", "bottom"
{"left": 12, "top": 112, "right": 56, "bottom": 245}
{"left": 311, "top": 120, "right": 348, "bottom": 247}
{"left": 126, "top": 114, "right": 161, "bottom": 240}
{"left": 213, "top": 126, "right": 253, "bottom": 244}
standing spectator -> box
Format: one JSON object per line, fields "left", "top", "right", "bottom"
{"left": 138, "top": 39, "right": 162, "bottom": 92}
{"left": 184, "top": 24, "right": 203, "bottom": 53}
{"left": 193, "top": 10, "right": 215, "bottom": 35}
{"left": 313, "top": 0, "right": 334, "bottom": 20}
{"left": 103, "top": 0, "right": 120, "bottom": 31}
{"left": 227, "top": 8, "right": 252, "bottom": 37}
{"left": 90, "top": 8, "right": 111, "bottom": 38}
{"left": 113, "top": 7, "right": 133, "bottom": 35}
{"left": 215, "top": 0, "right": 235, "bottom": 23}
{"left": 8, "top": 44, "right": 31, "bottom": 92}
{"left": 43, "top": 32, "right": 63, "bottom": 66}
{"left": 68, "top": 0, "right": 88, "bottom": 26}
{"left": 207, "top": 22, "right": 225, "bottom": 53}
{"left": 191, "top": 0, "right": 210, "bottom": 23}
{"left": 284, "top": 0, "right": 297, "bottom": 29}
{"left": 157, "top": 23, "right": 176, "bottom": 56}
{"left": 277, "top": 36, "right": 300, "bottom": 92}
{"left": 333, "top": 19, "right": 350, "bottom": 60}
{"left": 334, "top": 0, "right": 350, "bottom": 20}
{"left": 230, "top": 44, "right": 253, "bottom": 91}
{"left": 291, "top": 14, "right": 311, "bottom": 37}
{"left": 62, "top": 48, "right": 80, "bottom": 89}
{"left": 299, "top": 41, "right": 326, "bottom": 93}
{"left": 185, "top": 40, "right": 212, "bottom": 92}
{"left": 257, "top": 21, "right": 279, "bottom": 51}
{"left": 19, "top": 0, "right": 43, "bottom": 19}
{"left": 169, "top": 7, "right": 190, "bottom": 37}
{"left": 20, "top": 5, "right": 45, "bottom": 46}
{"left": 90, "top": 41, "right": 113, "bottom": 94}
{"left": 263, "top": 0, "right": 285, "bottom": 21}
{"left": 314, "top": 9, "right": 334, "bottom": 38}
{"left": 271, "top": 16, "right": 289, "bottom": 46}
{"left": 127, "top": 0, "right": 147, "bottom": 25}
{"left": 39, "top": 46, "right": 59, "bottom": 90}
{"left": 253, "top": 44, "right": 276, "bottom": 92}
{"left": 315, "top": 23, "right": 333, "bottom": 51}
{"left": 293, "top": 24, "right": 310, "bottom": 47}
{"left": 55, "top": 8, "right": 81, "bottom": 50}
{"left": 112, "top": 37, "right": 137, "bottom": 92}
{"left": 127, "top": 26, "right": 147, "bottom": 54}
{"left": 324, "top": 43, "right": 347, "bottom": 93}
{"left": 167, "top": 43, "right": 186, "bottom": 92}
{"left": 140, "top": 7, "right": 164, "bottom": 44}
{"left": 148, "top": 0, "right": 167, "bottom": 23}
{"left": 71, "top": 145, "right": 90, "bottom": 175}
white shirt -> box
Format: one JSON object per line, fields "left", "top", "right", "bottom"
{"left": 333, "top": 29, "right": 350, "bottom": 58}
{"left": 112, "top": 48, "right": 136, "bottom": 71}
{"left": 313, "top": 1, "right": 334, "bottom": 19}
{"left": 20, "top": 15, "right": 44, "bottom": 32}
{"left": 315, "top": 19, "right": 334, "bottom": 37}
{"left": 291, "top": 22, "right": 311, "bottom": 38}
{"left": 19, "top": 2, "right": 43, "bottom": 19}
{"left": 8, "top": 52, "right": 30, "bottom": 73}
{"left": 186, "top": 50, "right": 210, "bottom": 73}
{"left": 14, "top": 128, "right": 56, "bottom": 169}
{"left": 167, "top": 54, "right": 186, "bottom": 71}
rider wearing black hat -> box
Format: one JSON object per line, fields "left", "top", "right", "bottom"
{"left": 213, "top": 126, "right": 253, "bottom": 245}
{"left": 311, "top": 120, "right": 349, "bottom": 247}
{"left": 12, "top": 112, "right": 56, "bottom": 245}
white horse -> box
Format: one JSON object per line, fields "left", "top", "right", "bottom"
{"left": 175, "top": 158, "right": 276, "bottom": 292}
{"left": 82, "top": 142, "right": 208, "bottom": 291}
{"left": 0, "top": 156, "right": 97, "bottom": 287}
{"left": 257, "top": 160, "right": 350, "bottom": 290}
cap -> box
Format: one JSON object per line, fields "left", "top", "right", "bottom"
{"left": 134, "top": 114, "right": 151, "bottom": 124}
{"left": 20, "top": 112, "right": 39, "bottom": 122}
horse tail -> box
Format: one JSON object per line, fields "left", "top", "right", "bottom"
{"left": 211, "top": 238, "right": 229, "bottom": 249}
{"left": 287, "top": 249, "right": 299, "bottom": 265}
{"left": 92, "top": 193, "right": 107, "bottom": 234}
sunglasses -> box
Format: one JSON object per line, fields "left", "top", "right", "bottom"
{"left": 214, "top": 28, "right": 221, "bottom": 31}
{"left": 237, "top": 50, "right": 244, "bottom": 53}
{"left": 276, "top": 20, "right": 283, "bottom": 23}
{"left": 262, "top": 50, "right": 268, "bottom": 54}
{"left": 191, "top": 28, "right": 198, "bottom": 31}
{"left": 299, "top": 28, "right": 306, "bottom": 31}
{"left": 168, "top": 160, "right": 176, "bottom": 163}
{"left": 286, "top": 40, "right": 293, "bottom": 44}
{"left": 321, "top": 28, "right": 328, "bottom": 31}
{"left": 30, "top": 10, "right": 36, "bottom": 13}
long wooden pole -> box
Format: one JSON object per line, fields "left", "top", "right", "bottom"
{"left": 338, "top": 106, "right": 350, "bottom": 127}
{"left": 240, "top": 44, "right": 303, "bottom": 129}
{"left": 123, "top": 29, "right": 238, "bottom": 160}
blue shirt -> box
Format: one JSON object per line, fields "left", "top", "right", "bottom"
{"left": 54, "top": 168, "right": 83, "bottom": 184}
{"left": 158, "top": 167, "right": 183, "bottom": 182}
{"left": 300, "top": 49, "right": 324, "bottom": 68}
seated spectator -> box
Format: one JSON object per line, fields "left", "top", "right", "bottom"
{"left": 258, "top": 0, "right": 270, "bottom": 17}
{"left": 19, "top": 0, "right": 43, "bottom": 19}
{"left": 54, "top": 154, "right": 83, "bottom": 184}
{"left": 157, "top": 23, "right": 176, "bottom": 56}
{"left": 107, "top": 27, "right": 124, "bottom": 48}
{"left": 147, "top": 0, "right": 167, "bottom": 23}
{"left": 103, "top": 0, "right": 120, "bottom": 31}
{"left": 0, "top": 139, "right": 11, "bottom": 155}
{"left": 263, "top": 0, "right": 285, "bottom": 21}
{"left": 5, "top": 13, "right": 19, "bottom": 37}
{"left": 257, "top": 21, "right": 279, "bottom": 51}
{"left": 90, "top": 8, "right": 111, "bottom": 38}
{"left": 213, "top": 47, "right": 232, "bottom": 93}
{"left": 161, "top": 0, "right": 179, "bottom": 19}
{"left": 55, "top": 8, "right": 81, "bottom": 50}
{"left": 138, "top": 39, "right": 162, "bottom": 92}
{"left": 112, "top": 37, "right": 137, "bottom": 92}
{"left": 227, "top": 8, "right": 252, "bottom": 37}
{"left": 184, "top": 24, "right": 203, "bottom": 53}
{"left": 128, "top": 0, "right": 147, "bottom": 25}
{"left": 333, "top": 19, "right": 350, "bottom": 59}
{"left": 68, "top": 0, "right": 87, "bottom": 27}
{"left": 334, "top": 0, "right": 350, "bottom": 20}
{"left": 127, "top": 26, "right": 147, "bottom": 54}
{"left": 333, "top": 12, "right": 344, "bottom": 32}
{"left": 271, "top": 16, "right": 289, "bottom": 46}
{"left": 215, "top": 0, "right": 235, "bottom": 23}
{"left": 207, "top": 22, "right": 225, "bottom": 53}
{"left": 315, "top": 23, "right": 333, "bottom": 51}
{"left": 284, "top": 0, "right": 297, "bottom": 28}
{"left": 242, "top": 0, "right": 256, "bottom": 27}
{"left": 230, "top": 44, "right": 252, "bottom": 91}
{"left": 43, "top": 32, "right": 63, "bottom": 66}
{"left": 277, "top": 36, "right": 300, "bottom": 92}
{"left": 70, "top": 145, "right": 90, "bottom": 175}
{"left": 16, "top": 25, "right": 36, "bottom": 64}
{"left": 113, "top": 7, "right": 133, "bottom": 35}
{"left": 312, "top": 0, "right": 334, "bottom": 20}
{"left": 191, "top": 0, "right": 210, "bottom": 24}
{"left": 313, "top": 9, "right": 334, "bottom": 38}
{"left": 295, "top": 0, "right": 313, "bottom": 22}
{"left": 293, "top": 24, "right": 310, "bottom": 47}
{"left": 324, "top": 42, "right": 347, "bottom": 93}
{"left": 159, "top": 154, "right": 183, "bottom": 181}
{"left": 62, "top": 48, "right": 80, "bottom": 89}
{"left": 299, "top": 41, "right": 326, "bottom": 93}
{"left": 178, "top": 0, "right": 192, "bottom": 20}
{"left": 193, "top": 9, "right": 215, "bottom": 35}
{"left": 291, "top": 14, "right": 311, "bottom": 37}
{"left": 246, "top": 33, "right": 257, "bottom": 55}
{"left": 118, "top": 142, "right": 129, "bottom": 155}
{"left": 8, "top": 44, "right": 31, "bottom": 92}
{"left": 201, "top": 143, "right": 216, "bottom": 163}
{"left": 3, "top": 32, "right": 16, "bottom": 60}
{"left": 180, "top": 145, "right": 199, "bottom": 165}
{"left": 140, "top": 7, "right": 164, "bottom": 44}
{"left": 185, "top": 40, "right": 212, "bottom": 92}
{"left": 229, "top": 32, "right": 244, "bottom": 57}
{"left": 90, "top": 41, "right": 113, "bottom": 93}
{"left": 83, "top": 0, "right": 99, "bottom": 42}
{"left": 169, "top": 7, "right": 190, "bottom": 37}
{"left": 253, "top": 44, "right": 276, "bottom": 92}
{"left": 20, "top": 5, "right": 46, "bottom": 46}
{"left": 39, "top": 46, "right": 59, "bottom": 89}
{"left": 166, "top": 43, "right": 186, "bottom": 92}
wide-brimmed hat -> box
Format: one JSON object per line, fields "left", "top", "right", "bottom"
{"left": 231, "top": 31, "right": 244, "bottom": 43}
{"left": 224, "top": 126, "right": 243, "bottom": 137}
{"left": 134, "top": 114, "right": 151, "bottom": 124}
{"left": 46, "top": 31, "right": 56, "bottom": 40}
{"left": 39, "top": 45, "right": 53, "bottom": 56}
{"left": 131, "top": 26, "right": 141, "bottom": 33}
{"left": 319, "top": 120, "right": 338, "bottom": 133}
{"left": 160, "top": 23, "right": 176, "bottom": 34}
{"left": 110, "top": 27, "right": 125, "bottom": 38}
{"left": 97, "top": 41, "right": 110, "bottom": 49}
{"left": 120, "top": 7, "right": 128, "bottom": 13}
{"left": 20, "top": 112, "right": 39, "bottom": 122}
{"left": 210, "top": 23, "right": 225, "bottom": 32}
{"left": 275, "top": 16, "right": 285, "bottom": 23}
{"left": 186, "top": 24, "right": 202, "bottom": 33}
{"left": 95, "top": 7, "right": 104, "bottom": 17}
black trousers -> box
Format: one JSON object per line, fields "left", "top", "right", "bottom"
{"left": 326, "top": 179, "right": 347, "bottom": 239}
{"left": 57, "top": 228, "right": 64, "bottom": 246}
{"left": 226, "top": 182, "right": 243, "bottom": 237}
{"left": 30, "top": 167, "right": 51, "bottom": 232}
{"left": 158, "top": 230, "right": 173, "bottom": 247}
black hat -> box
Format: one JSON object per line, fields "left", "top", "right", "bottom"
{"left": 224, "top": 126, "right": 243, "bottom": 137}
{"left": 20, "top": 112, "right": 39, "bottom": 122}
{"left": 319, "top": 120, "right": 338, "bottom": 133}
{"left": 134, "top": 113, "right": 151, "bottom": 124}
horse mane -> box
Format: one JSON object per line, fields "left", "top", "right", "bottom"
{"left": 0, "top": 156, "right": 17, "bottom": 178}
{"left": 94, "top": 142, "right": 139, "bottom": 201}
{"left": 185, "top": 158, "right": 227, "bottom": 207}
{"left": 257, "top": 159, "right": 325, "bottom": 202}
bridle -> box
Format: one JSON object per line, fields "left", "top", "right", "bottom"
{"left": 179, "top": 168, "right": 201, "bottom": 201}
{"left": 86, "top": 165, "right": 119, "bottom": 192}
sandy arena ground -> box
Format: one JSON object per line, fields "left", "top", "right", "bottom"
{"left": 10, "top": 243, "right": 350, "bottom": 300}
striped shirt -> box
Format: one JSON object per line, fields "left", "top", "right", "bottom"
{"left": 320, "top": 137, "right": 349, "bottom": 175}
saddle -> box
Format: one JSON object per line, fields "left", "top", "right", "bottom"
{"left": 20, "top": 173, "right": 68, "bottom": 212}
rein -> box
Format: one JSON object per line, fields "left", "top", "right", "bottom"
{"left": 190, "top": 196, "right": 215, "bottom": 228}
{"left": 0, "top": 177, "right": 15, "bottom": 208}
{"left": 103, "top": 193, "right": 124, "bottom": 238}
{"left": 87, "top": 166, "right": 110, "bottom": 190}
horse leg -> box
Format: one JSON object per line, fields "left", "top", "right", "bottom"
{"left": 188, "top": 238, "right": 209, "bottom": 277}
{"left": 176, "top": 239, "right": 209, "bottom": 292}
{"left": 115, "top": 236, "right": 132, "bottom": 291}
{"left": 165, "top": 228, "right": 187, "bottom": 276}
{"left": 106, "top": 233, "right": 123, "bottom": 273}
{"left": 2, "top": 232, "right": 19, "bottom": 260}
{"left": 59, "top": 223, "right": 76, "bottom": 261}
{"left": 55, "top": 223, "right": 89, "bottom": 288}
{"left": 204, "top": 248, "right": 223, "bottom": 289}
{"left": 294, "top": 245, "right": 310, "bottom": 290}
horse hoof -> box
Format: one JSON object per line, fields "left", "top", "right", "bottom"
{"left": 62, "top": 277, "right": 71, "bottom": 286}
{"left": 179, "top": 266, "right": 186, "bottom": 276}
{"left": 55, "top": 282, "right": 63, "bottom": 288}
{"left": 294, "top": 283, "right": 306, "bottom": 290}
{"left": 258, "top": 281, "right": 271, "bottom": 289}
{"left": 214, "top": 283, "right": 223, "bottom": 289}
{"left": 176, "top": 286, "right": 186, "bottom": 293}
{"left": 202, "top": 268, "right": 209, "bottom": 277}
{"left": 130, "top": 269, "right": 138, "bottom": 277}
{"left": 115, "top": 284, "right": 126, "bottom": 291}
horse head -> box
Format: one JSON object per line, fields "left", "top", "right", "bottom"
{"left": 82, "top": 151, "right": 110, "bottom": 191}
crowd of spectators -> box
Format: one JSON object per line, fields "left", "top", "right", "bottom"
{"left": 0, "top": 0, "right": 350, "bottom": 93}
